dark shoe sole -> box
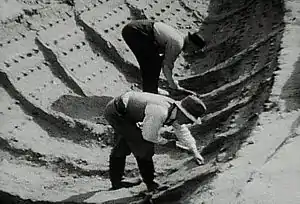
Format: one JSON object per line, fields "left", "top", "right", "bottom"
{"left": 110, "top": 177, "right": 142, "bottom": 190}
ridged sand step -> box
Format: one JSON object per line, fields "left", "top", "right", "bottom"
{"left": 0, "top": 28, "right": 113, "bottom": 145}
{"left": 78, "top": 0, "right": 142, "bottom": 81}
{"left": 179, "top": 25, "right": 284, "bottom": 92}
{"left": 0, "top": 31, "right": 79, "bottom": 108}
{"left": 0, "top": 85, "right": 141, "bottom": 200}
{"left": 37, "top": 17, "right": 132, "bottom": 97}
{"left": 189, "top": 0, "right": 283, "bottom": 74}
{"left": 199, "top": 78, "right": 278, "bottom": 176}
{"left": 0, "top": 150, "right": 108, "bottom": 202}
{"left": 0, "top": 86, "right": 109, "bottom": 172}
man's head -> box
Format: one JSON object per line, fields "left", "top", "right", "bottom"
{"left": 188, "top": 32, "right": 206, "bottom": 49}
{"left": 174, "top": 95, "right": 207, "bottom": 125}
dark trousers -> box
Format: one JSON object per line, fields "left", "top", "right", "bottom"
{"left": 122, "top": 23, "right": 164, "bottom": 94}
{"left": 104, "top": 97, "right": 155, "bottom": 188}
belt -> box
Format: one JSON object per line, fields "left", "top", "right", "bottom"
{"left": 114, "top": 95, "right": 126, "bottom": 116}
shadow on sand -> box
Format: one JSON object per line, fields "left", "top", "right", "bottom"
{"left": 281, "top": 54, "right": 300, "bottom": 111}
{"left": 51, "top": 95, "right": 113, "bottom": 124}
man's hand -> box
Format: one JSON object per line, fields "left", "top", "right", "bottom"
{"left": 194, "top": 152, "right": 205, "bottom": 165}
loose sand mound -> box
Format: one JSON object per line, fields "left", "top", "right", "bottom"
{"left": 0, "top": 0, "right": 288, "bottom": 203}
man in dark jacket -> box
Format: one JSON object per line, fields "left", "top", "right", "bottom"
{"left": 104, "top": 91, "right": 206, "bottom": 191}
{"left": 122, "top": 20, "right": 206, "bottom": 94}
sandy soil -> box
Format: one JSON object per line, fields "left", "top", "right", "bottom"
{"left": 0, "top": 0, "right": 298, "bottom": 203}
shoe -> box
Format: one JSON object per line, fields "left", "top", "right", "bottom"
{"left": 120, "top": 177, "right": 142, "bottom": 188}
{"left": 146, "top": 181, "right": 169, "bottom": 192}
{"left": 110, "top": 177, "right": 142, "bottom": 190}
{"left": 146, "top": 181, "right": 159, "bottom": 192}
{"left": 109, "top": 156, "right": 126, "bottom": 190}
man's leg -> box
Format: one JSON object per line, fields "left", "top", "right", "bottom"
{"left": 135, "top": 157, "right": 159, "bottom": 191}
{"left": 109, "top": 135, "right": 131, "bottom": 190}
{"left": 123, "top": 132, "right": 159, "bottom": 191}
{"left": 104, "top": 98, "right": 158, "bottom": 191}
{"left": 122, "top": 24, "right": 162, "bottom": 93}
{"left": 104, "top": 100, "right": 131, "bottom": 190}
{"left": 141, "top": 54, "right": 164, "bottom": 94}
{"left": 109, "top": 124, "right": 157, "bottom": 191}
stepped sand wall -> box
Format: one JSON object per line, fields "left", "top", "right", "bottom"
{"left": 0, "top": 0, "right": 285, "bottom": 203}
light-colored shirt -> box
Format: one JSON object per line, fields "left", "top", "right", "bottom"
{"left": 121, "top": 91, "right": 202, "bottom": 162}
{"left": 142, "top": 104, "right": 169, "bottom": 144}
{"left": 122, "top": 95, "right": 198, "bottom": 153}
{"left": 153, "top": 22, "right": 184, "bottom": 69}
{"left": 141, "top": 105, "right": 198, "bottom": 156}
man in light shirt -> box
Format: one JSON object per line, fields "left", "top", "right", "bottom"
{"left": 104, "top": 91, "right": 206, "bottom": 191}
{"left": 122, "top": 20, "right": 206, "bottom": 94}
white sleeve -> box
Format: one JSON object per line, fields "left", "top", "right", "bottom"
{"left": 141, "top": 104, "right": 168, "bottom": 145}
{"left": 174, "top": 124, "right": 198, "bottom": 154}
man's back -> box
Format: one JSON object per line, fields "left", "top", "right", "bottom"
{"left": 122, "top": 91, "right": 174, "bottom": 122}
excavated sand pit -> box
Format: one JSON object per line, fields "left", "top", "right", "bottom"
{"left": 0, "top": 0, "right": 294, "bottom": 203}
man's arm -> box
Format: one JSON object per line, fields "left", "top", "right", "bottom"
{"left": 173, "top": 122, "right": 204, "bottom": 165}
{"left": 141, "top": 104, "right": 169, "bottom": 145}
{"left": 162, "top": 40, "right": 183, "bottom": 89}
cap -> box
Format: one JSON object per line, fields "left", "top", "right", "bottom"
{"left": 175, "top": 95, "right": 207, "bottom": 124}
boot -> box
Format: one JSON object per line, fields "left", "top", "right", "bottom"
{"left": 109, "top": 156, "right": 126, "bottom": 190}
{"left": 136, "top": 158, "right": 159, "bottom": 192}
{"left": 109, "top": 156, "right": 142, "bottom": 190}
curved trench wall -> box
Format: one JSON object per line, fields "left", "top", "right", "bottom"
{"left": 145, "top": 0, "right": 285, "bottom": 203}
{"left": 0, "top": 0, "right": 285, "bottom": 203}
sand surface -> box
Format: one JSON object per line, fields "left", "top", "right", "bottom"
{"left": 0, "top": 0, "right": 299, "bottom": 203}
